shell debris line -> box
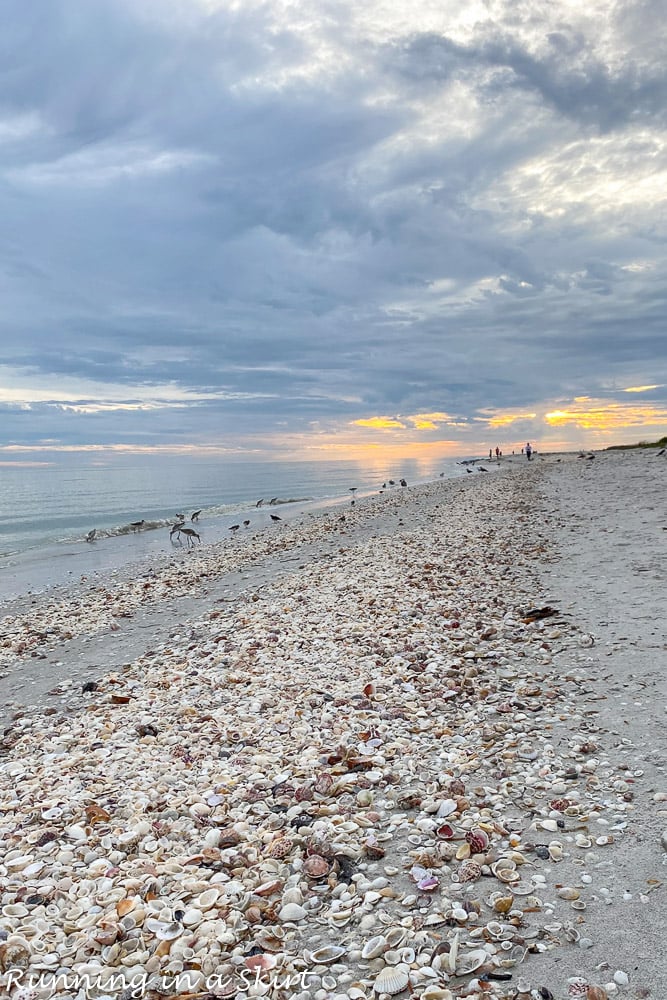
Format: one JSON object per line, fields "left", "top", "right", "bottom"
{"left": 0, "top": 470, "right": 648, "bottom": 999}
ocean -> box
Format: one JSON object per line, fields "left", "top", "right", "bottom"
{"left": 0, "top": 453, "right": 473, "bottom": 601}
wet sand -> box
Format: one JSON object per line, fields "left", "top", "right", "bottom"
{"left": 0, "top": 450, "right": 665, "bottom": 999}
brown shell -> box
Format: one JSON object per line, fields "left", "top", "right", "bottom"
{"left": 448, "top": 777, "right": 466, "bottom": 797}
{"left": 303, "top": 854, "right": 331, "bottom": 878}
{"left": 218, "top": 827, "right": 242, "bottom": 847}
{"left": 265, "top": 837, "right": 292, "bottom": 859}
{"left": 458, "top": 860, "right": 482, "bottom": 883}
{"left": 550, "top": 797, "right": 571, "bottom": 812}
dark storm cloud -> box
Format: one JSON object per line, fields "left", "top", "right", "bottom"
{"left": 0, "top": 0, "right": 665, "bottom": 450}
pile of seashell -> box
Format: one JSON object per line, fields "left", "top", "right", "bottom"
{"left": 0, "top": 473, "right": 640, "bottom": 998}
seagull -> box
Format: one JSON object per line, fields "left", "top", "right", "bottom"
{"left": 256, "top": 498, "right": 265, "bottom": 507}
{"left": 243, "top": 519, "right": 250, "bottom": 527}
{"left": 85, "top": 529, "right": 97, "bottom": 543}
{"left": 229, "top": 524, "right": 240, "bottom": 533}
{"left": 269, "top": 498, "right": 278, "bottom": 505}
{"left": 270, "top": 514, "right": 282, "bottom": 522}
{"left": 191, "top": 510, "right": 202, "bottom": 522}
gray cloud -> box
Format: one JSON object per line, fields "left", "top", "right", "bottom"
{"left": 0, "top": 0, "right": 665, "bottom": 452}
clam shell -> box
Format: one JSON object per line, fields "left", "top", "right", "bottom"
{"left": 373, "top": 963, "right": 410, "bottom": 995}
{"left": 277, "top": 903, "right": 306, "bottom": 922}
{"left": 308, "top": 945, "right": 347, "bottom": 965}
{"left": 455, "top": 948, "right": 489, "bottom": 976}
{"left": 362, "top": 935, "right": 387, "bottom": 959}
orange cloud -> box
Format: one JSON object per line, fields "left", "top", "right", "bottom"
{"left": 545, "top": 397, "right": 667, "bottom": 429}
{"left": 352, "top": 416, "right": 406, "bottom": 429}
{"left": 487, "top": 411, "right": 537, "bottom": 428}
{"left": 622, "top": 384, "right": 664, "bottom": 393}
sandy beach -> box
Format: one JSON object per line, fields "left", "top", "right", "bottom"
{"left": 0, "top": 450, "right": 665, "bottom": 1000}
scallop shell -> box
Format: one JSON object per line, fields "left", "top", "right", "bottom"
{"left": 373, "top": 963, "right": 410, "bottom": 995}
{"left": 586, "top": 988, "right": 608, "bottom": 1000}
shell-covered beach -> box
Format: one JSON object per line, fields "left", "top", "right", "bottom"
{"left": 0, "top": 451, "right": 665, "bottom": 1000}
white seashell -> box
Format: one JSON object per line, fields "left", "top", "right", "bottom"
{"left": 281, "top": 887, "right": 303, "bottom": 905}
{"left": 278, "top": 903, "right": 307, "bottom": 922}
{"left": 437, "top": 799, "right": 458, "bottom": 817}
{"left": 307, "top": 945, "right": 347, "bottom": 965}
{"left": 373, "top": 963, "right": 410, "bottom": 995}
{"left": 455, "top": 948, "right": 489, "bottom": 975}
{"left": 361, "top": 935, "right": 387, "bottom": 959}
{"left": 197, "top": 889, "right": 219, "bottom": 910}
{"left": 182, "top": 908, "right": 203, "bottom": 927}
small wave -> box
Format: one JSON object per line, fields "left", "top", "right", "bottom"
{"left": 80, "top": 517, "right": 176, "bottom": 541}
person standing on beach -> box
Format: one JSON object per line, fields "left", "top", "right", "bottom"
{"left": 525, "top": 442, "right": 532, "bottom": 460}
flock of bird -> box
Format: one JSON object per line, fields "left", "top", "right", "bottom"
{"left": 82, "top": 474, "right": 422, "bottom": 548}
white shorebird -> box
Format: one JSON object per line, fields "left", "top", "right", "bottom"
{"left": 85, "top": 529, "right": 97, "bottom": 542}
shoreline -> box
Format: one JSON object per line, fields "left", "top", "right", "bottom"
{"left": 0, "top": 450, "right": 664, "bottom": 999}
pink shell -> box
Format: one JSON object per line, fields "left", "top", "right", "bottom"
{"left": 458, "top": 860, "right": 482, "bottom": 882}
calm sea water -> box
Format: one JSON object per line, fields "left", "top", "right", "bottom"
{"left": 0, "top": 454, "right": 474, "bottom": 600}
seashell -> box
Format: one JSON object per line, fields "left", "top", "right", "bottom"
{"left": 373, "top": 963, "right": 410, "bottom": 995}
{"left": 550, "top": 798, "right": 571, "bottom": 812}
{"left": 361, "top": 935, "right": 387, "bottom": 959}
{"left": 303, "top": 854, "right": 330, "bottom": 879}
{"left": 465, "top": 828, "right": 489, "bottom": 854}
{"left": 182, "top": 908, "right": 203, "bottom": 927}
{"left": 266, "top": 837, "right": 292, "bottom": 859}
{"left": 0, "top": 936, "right": 31, "bottom": 971}
{"left": 385, "top": 928, "right": 409, "bottom": 948}
{"left": 548, "top": 842, "right": 563, "bottom": 861}
{"left": 436, "top": 823, "right": 455, "bottom": 839}
{"left": 437, "top": 799, "right": 458, "bottom": 818}
{"left": 281, "top": 886, "right": 303, "bottom": 905}
{"left": 492, "top": 895, "right": 514, "bottom": 914}
{"left": 278, "top": 903, "right": 306, "bottom": 922}
{"left": 558, "top": 887, "right": 580, "bottom": 900}
{"left": 455, "top": 948, "right": 489, "bottom": 975}
{"left": 308, "top": 945, "right": 347, "bottom": 965}
{"left": 245, "top": 953, "right": 278, "bottom": 971}
{"left": 197, "top": 888, "right": 219, "bottom": 910}
{"left": 575, "top": 834, "right": 592, "bottom": 848}
{"left": 422, "top": 989, "right": 454, "bottom": 1000}
{"left": 586, "top": 988, "right": 608, "bottom": 1000}
{"left": 457, "top": 860, "right": 481, "bottom": 883}
{"left": 448, "top": 778, "right": 465, "bottom": 797}
{"left": 568, "top": 979, "right": 590, "bottom": 997}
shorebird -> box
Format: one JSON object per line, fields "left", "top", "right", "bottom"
{"left": 256, "top": 499, "right": 265, "bottom": 507}
{"left": 169, "top": 522, "right": 185, "bottom": 542}
{"left": 657, "top": 448, "right": 666, "bottom": 456}
{"left": 477, "top": 466, "right": 488, "bottom": 472}
{"left": 85, "top": 529, "right": 97, "bottom": 543}
{"left": 400, "top": 478, "right": 407, "bottom": 487}
{"left": 466, "top": 468, "right": 473, "bottom": 473}
{"left": 269, "top": 498, "right": 278, "bottom": 505}
{"left": 243, "top": 519, "right": 250, "bottom": 527}
{"left": 388, "top": 479, "right": 395, "bottom": 485}
{"left": 270, "top": 514, "right": 282, "bottom": 522}
{"left": 180, "top": 527, "right": 201, "bottom": 547}
{"left": 176, "top": 513, "right": 185, "bottom": 521}
{"left": 130, "top": 520, "right": 145, "bottom": 532}
{"left": 229, "top": 524, "right": 240, "bottom": 533}
{"left": 349, "top": 487, "right": 357, "bottom": 493}
{"left": 191, "top": 510, "right": 201, "bottom": 522}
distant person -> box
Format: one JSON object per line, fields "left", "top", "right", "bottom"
{"left": 495, "top": 446, "right": 500, "bottom": 461}
{"left": 525, "top": 442, "right": 532, "bottom": 461}
{"left": 489, "top": 449, "right": 493, "bottom": 460}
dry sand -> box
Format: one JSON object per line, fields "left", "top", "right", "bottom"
{"left": 0, "top": 449, "right": 664, "bottom": 999}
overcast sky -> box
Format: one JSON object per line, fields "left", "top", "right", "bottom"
{"left": 1, "top": 0, "right": 666, "bottom": 463}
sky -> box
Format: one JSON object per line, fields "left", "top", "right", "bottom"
{"left": 1, "top": 0, "right": 666, "bottom": 465}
